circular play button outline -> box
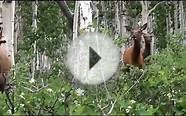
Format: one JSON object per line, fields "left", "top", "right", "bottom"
{"left": 66, "top": 32, "right": 120, "bottom": 85}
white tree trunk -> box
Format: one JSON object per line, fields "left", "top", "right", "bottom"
{"left": 140, "top": 1, "right": 149, "bottom": 50}
{"left": 101, "top": 1, "right": 106, "bottom": 29}
{"left": 166, "top": 3, "right": 173, "bottom": 34}
{"left": 179, "top": 1, "right": 184, "bottom": 39}
{"left": 41, "top": 51, "right": 51, "bottom": 72}
{"left": 79, "top": 1, "right": 94, "bottom": 32}
{"left": 140, "top": 1, "right": 165, "bottom": 54}
{"left": 92, "top": 1, "right": 99, "bottom": 32}
{"left": 31, "top": 0, "right": 38, "bottom": 82}
{"left": 174, "top": 1, "right": 178, "bottom": 33}
{"left": 148, "top": 14, "right": 155, "bottom": 54}
{"left": 120, "top": 1, "right": 128, "bottom": 38}
{"left": 72, "top": 1, "right": 79, "bottom": 41}
{"left": 115, "top": 1, "right": 120, "bottom": 38}
{"left": 182, "top": 1, "right": 186, "bottom": 45}
{"left": 14, "top": 1, "right": 19, "bottom": 54}
{"left": 140, "top": 1, "right": 149, "bottom": 33}
{"left": 71, "top": 1, "right": 94, "bottom": 86}
{"left": 117, "top": 1, "right": 128, "bottom": 62}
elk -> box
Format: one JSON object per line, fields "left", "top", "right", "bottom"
{"left": 142, "top": 32, "right": 152, "bottom": 59}
{"left": 122, "top": 23, "right": 147, "bottom": 69}
{"left": 0, "top": 26, "right": 11, "bottom": 93}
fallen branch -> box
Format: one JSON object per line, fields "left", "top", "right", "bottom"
{"left": 23, "top": 84, "right": 48, "bottom": 93}
{"left": 5, "top": 90, "right": 14, "bottom": 114}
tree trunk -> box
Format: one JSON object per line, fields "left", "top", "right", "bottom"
{"left": 115, "top": 1, "right": 120, "bottom": 38}
{"left": 174, "top": 1, "right": 178, "bottom": 33}
{"left": 149, "top": 14, "right": 155, "bottom": 55}
{"left": 79, "top": 1, "right": 93, "bottom": 33}
{"left": 166, "top": 2, "right": 173, "bottom": 34}
{"left": 140, "top": 1, "right": 165, "bottom": 55}
{"left": 57, "top": 1, "right": 73, "bottom": 31}
{"left": 140, "top": 1, "right": 149, "bottom": 33}
{"left": 140, "top": 1, "right": 149, "bottom": 51}
{"left": 101, "top": 1, "right": 106, "bottom": 29}
{"left": 31, "top": 0, "right": 38, "bottom": 83}
{"left": 120, "top": 1, "right": 128, "bottom": 39}
{"left": 72, "top": 1, "right": 79, "bottom": 40}
{"left": 92, "top": 1, "right": 99, "bottom": 32}
{"left": 14, "top": 1, "right": 19, "bottom": 54}
{"left": 179, "top": 1, "right": 184, "bottom": 39}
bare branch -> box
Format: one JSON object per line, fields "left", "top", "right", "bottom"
{"left": 57, "top": 1, "right": 74, "bottom": 30}
{"left": 23, "top": 84, "right": 48, "bottom": 93}
{"left": 148, "top": 1, "right": 165, "bottom": 16}
{"left": 5, "top": 91, "right": 14, "bottom": 114}
{"left": 107, "top": 101, "right": 115, "bottom": 115}
{"left": 96, "top": 85, "right": 106, "bottom": 115}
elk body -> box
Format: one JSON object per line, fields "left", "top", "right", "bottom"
{"left": 122, "top": 23, "right": 147, "bottom": 69}
{"left": 0, "top": 27, "right": 11, "bottom": 93}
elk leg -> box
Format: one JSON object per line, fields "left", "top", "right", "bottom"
{"left": 2, "top": 73, "right": 13, "bottom": 93}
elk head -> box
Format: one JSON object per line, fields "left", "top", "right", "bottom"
{"left": 126, "top": 23, "right": 148, "bottom": 44}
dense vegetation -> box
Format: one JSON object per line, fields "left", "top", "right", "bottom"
{"left": 0, "top": 1, "right": 185, "bottom": 115}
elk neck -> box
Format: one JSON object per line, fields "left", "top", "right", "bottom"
{"left": 133, "top": 38, "right": 141, "bottom": 58}
{"left": 143, "top": 38, "right": 151, "bottom": 58}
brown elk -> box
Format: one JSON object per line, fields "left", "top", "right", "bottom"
{"left": 122, "top": 23, "right": 147, "bottom": 69}
{"left": 142, "top": 32, "right": 152, "bottom": 59}
{"left": 0, "top": 26, "right": 12, "bottom": 93}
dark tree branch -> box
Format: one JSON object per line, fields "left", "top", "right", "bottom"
{"left": 5, "top": 90, "right": 14, "bottom": 114}
{"left": 57, "top": 1, "right": 74, "bottom": 30}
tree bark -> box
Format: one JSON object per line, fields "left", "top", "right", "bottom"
{"left": 166, "top": 2, "right": 172, "bottom": 34}
{"left": 14, "top": 1, "right": 19, "bottom": 54}
{"left": 31, "top": 0, "right": 38, "bottom": 82}
{"left": 72, "top": 1, "right": 79, "bottom": 41}
{"left": 115, "top": 1, "right": 120, "bottom": 38}
{"left": 174, "top": 1, "right": 178, "bottom": 33}
{"left": 79, "top": 1, "right": 93, "bottom": 32}
{"left": 140, "top": 1, "right": 148, "bottom": 50}
{"left": 120, "top": 1, "right": 128, "bottom": 38}
{"left": 140, "top": 1, "right": 165, "bottom": 55}
{"left": 179, "top": 1, "right": 184, "bottom": 39}
{"left": 57, "top": 1, "right": 73, "bottom": 31}
{"left": 91, "top": 1, "right": 99, "bottom": 32}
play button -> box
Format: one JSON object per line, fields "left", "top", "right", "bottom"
{"left": 89, "top": 47, "right": 101, "bottom": 70}
{"left": 66, "top": 32, "right": 120, "bottom": 85}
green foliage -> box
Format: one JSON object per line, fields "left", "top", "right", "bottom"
{"left": 153, "top": 2, "right": 169, "bottom": 50}
{"left": 126, "top": 1, "right": 141, "bottom": 18}
{"left": 114, "top": 36, "right": 128, "bottom": 48}
{"left": 0, "top": 1, "right": 185, "bottom": 115}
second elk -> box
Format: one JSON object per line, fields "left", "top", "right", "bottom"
{"left": 122, "top": 23, "right": 148, "bottom": 69}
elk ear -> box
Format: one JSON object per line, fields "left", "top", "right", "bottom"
{"left": 140, "top": 23, "right": 147, "bottom": 31}
{"left": 125, "top": 25, "right": 132, "bottom": 32}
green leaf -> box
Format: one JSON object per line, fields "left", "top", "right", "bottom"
{"left": 180, "top": 96, "right": 186, "bottom": 109}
